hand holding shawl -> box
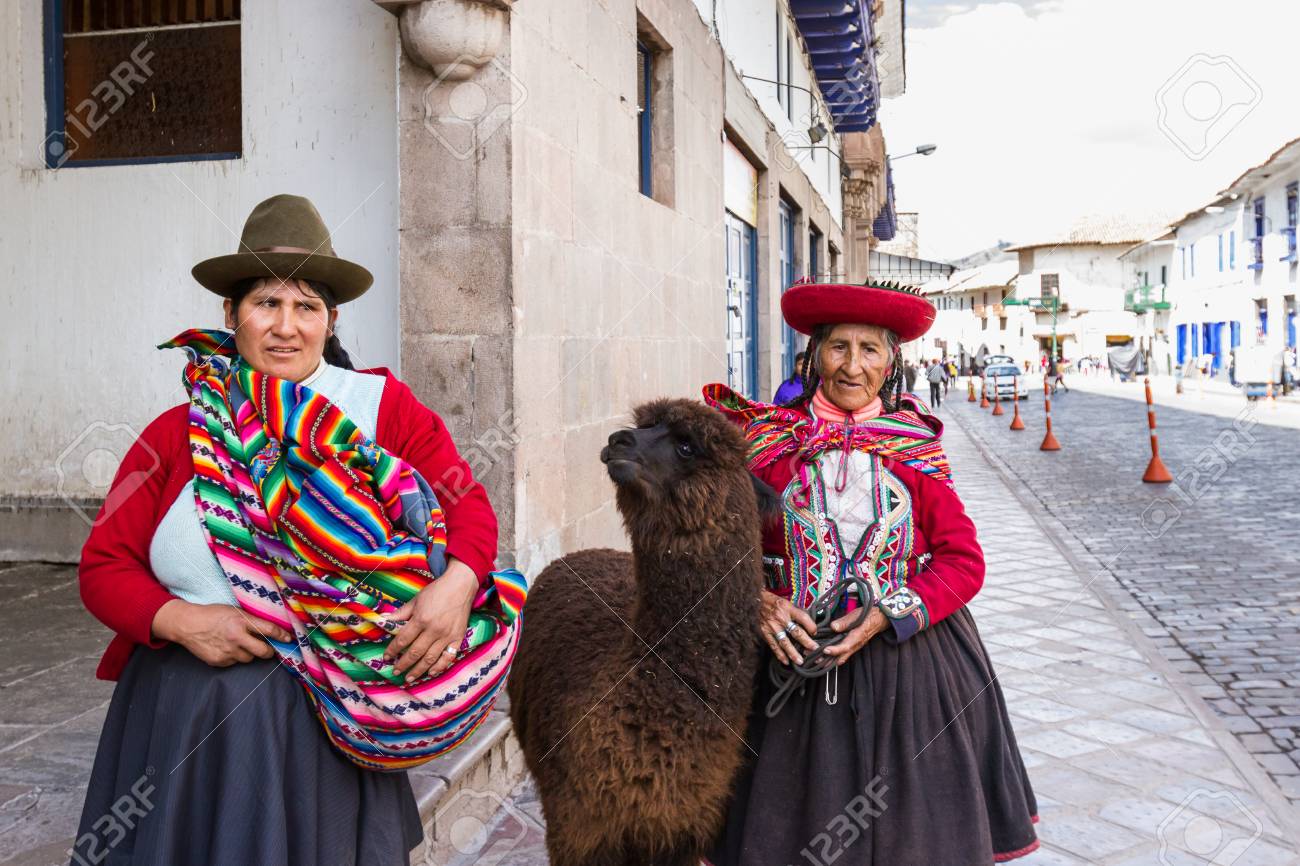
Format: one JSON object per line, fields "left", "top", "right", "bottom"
{"left": 160, "top": 328, "right": 527, "bottom": 771}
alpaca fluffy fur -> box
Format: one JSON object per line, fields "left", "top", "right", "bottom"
{"left": 508, "top": 399, "right": 771, "bottom": 866}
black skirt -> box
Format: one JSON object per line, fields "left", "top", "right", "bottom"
{"left": 71, "top": 644, "right": 423, "bottom": 866}
{"left": 708, "top": 607, "right": 1038, "bottom": 866}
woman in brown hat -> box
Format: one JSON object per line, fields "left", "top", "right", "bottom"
{"left": 704, "top": 279, "right": 1038, "bottom": 865}
{"left": 72, "top": 195, "right": 512, "bottom": 864}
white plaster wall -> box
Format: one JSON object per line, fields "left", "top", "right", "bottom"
{"left": 1016, "top": 244, "right": 1140, "bottom": 358}
{"left": 1168, "top": 205, "right": 1257, "bottom": 348}
{"left": 0, "top": 0, "right": 400, "bottom": 500}
{"left": 693, "top": 0, "right": 843, "bottom": 229}
{"left": 1243, "top": 173, "right": 1299, "bottom": 352}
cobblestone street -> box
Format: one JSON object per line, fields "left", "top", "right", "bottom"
{"left": 947, "top": 376, "right": 1300, "bottom": 805}
{"left": 443, "top": 391, "right": 1300, "bottom": 866}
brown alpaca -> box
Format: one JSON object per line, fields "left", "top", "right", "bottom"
{"left": 508, "top": 399, "right": 775, "bottom": 866}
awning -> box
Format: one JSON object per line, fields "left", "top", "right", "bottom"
{"left": 872, "top": 162, "right": 897, "bottom": 240}
{"left": 790, "top": 0, "right": 881, "bottom": 133}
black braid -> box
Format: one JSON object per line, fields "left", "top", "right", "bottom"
{"left": 781, "top": 325, "right": 830, "bottom": 409}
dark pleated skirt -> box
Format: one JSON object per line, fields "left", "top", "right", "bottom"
{"left": 72, "top": 644, "right": 423, "bottom": 866}
{"left": 708, "top": 607, "right": 1039, "bottom": 866}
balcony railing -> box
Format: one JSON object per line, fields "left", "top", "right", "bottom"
{"left": 1282, "top": 226, "right": 1297, "bottom": 263}
{"left": 1124, "top": 284, "right": 1171, "bottom": 313}
{"left": 1248, "top": 236, "right": 1265, "bottom": 270}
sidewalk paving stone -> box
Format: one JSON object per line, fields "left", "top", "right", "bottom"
{"left": 450, "top": 403, "right": 1300, "bottom": 865}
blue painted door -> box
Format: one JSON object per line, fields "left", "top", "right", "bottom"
{"left": 1209, "top": 322, "right": 1225, "bottom": 374}
{"left": 779, "top": 202, "right": 797, "bottom": 381}
{"left": 725, "top": 211, "right": 759, "bottom": 399}
{"left": 1176, "top": 324, "right": 1188, "bottom": 365}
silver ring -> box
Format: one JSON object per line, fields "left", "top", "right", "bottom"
{"left": 442, "top": 646, "right": 459, "bottom": 657}
{"left": 774, "top": 631, "right": 789, "bottom": 642}
{"left": 783, "top": 621, "right": 799, "bottom": 634}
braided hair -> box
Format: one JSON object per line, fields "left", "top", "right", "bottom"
{"left": 780, "top": 324, "right": 906, "bottom": 414}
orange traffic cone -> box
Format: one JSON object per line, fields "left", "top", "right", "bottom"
{"left": 967, "top": 379, "right": 976, "bottom": 402}
{"left": 1142, "top": 377, "right": 1172, "bottom": 483}
{"left": 1009, "top": 390, "right": 1025, "bottom": 430}
{"left": 1040, "top": 380, "right": 1061, "bottom": 450}
{"left": 991, "top": 375, "right": 1005, "bottom": 416}
{"left": 979, "top": 382, "right": 990, "bottom": 408}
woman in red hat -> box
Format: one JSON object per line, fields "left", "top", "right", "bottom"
{"left": 704, "top": 279, "right": 1038, "bottom": 865}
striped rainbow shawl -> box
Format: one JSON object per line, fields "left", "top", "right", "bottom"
{"left": 160, "top": 328, "right": 527, "bottom": 771}
{"left": 701, "top": 383, "right": 953, "bottom": 488}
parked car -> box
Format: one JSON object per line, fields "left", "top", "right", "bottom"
{"left": 981, "top": 363, "right": 1030, "bottom": 400}
{"left": 983, "top": 354, "right": 1015, "bottom": 368}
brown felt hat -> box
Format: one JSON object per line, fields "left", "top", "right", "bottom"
{"left": 192, "top": 194, "right": 373, "bottom": 303}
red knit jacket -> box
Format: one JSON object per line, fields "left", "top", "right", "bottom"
{"left": 78, "top": 369, "right": 499, "bottom": 681}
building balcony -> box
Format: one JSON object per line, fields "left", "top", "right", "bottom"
{"left": 1281, "top": 226, "right": 1297, "bottom": 263}
{"left": 1248, "top": 237, "right": 1265, "bottom": 270}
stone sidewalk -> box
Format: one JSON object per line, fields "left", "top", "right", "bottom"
{"left": 450, "top": 400, "right": 1300, "bottom": 866}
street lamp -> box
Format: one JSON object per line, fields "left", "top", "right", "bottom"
{"left": 739, "top": 74, "right": 832, "bottom": 149}
{"left": 889, "top": 144, "right": 938, "bottom": 162}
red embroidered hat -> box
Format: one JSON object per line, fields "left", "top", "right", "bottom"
{"left": 781, "top": 278, "right": 935, "bottom": 342}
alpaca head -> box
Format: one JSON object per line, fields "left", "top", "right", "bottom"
{"left": 601, "top": 399, "right": 777, "bottom": 540}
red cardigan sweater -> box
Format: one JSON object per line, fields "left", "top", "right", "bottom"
{"left": 79, "top": 369, "right": 499, "bottom": 681}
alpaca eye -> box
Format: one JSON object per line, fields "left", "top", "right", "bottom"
{"left": 676, "top": 441, "right": 696, "bottom": 459}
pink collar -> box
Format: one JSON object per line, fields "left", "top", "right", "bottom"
{"left": 810, "top": 388, "right": 882, "bottom": 424}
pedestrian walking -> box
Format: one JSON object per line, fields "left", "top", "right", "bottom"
{"left": 926, "top": 357, "right": 946, "bottom": 408}
{"left": 944, "top": 358, "right": 958, "bottom": 396}
{"left": 904, "top": 359, "right": 918, "bottom": 394}
{"left": 1053, "top": 357, "right": 1070, "bottom": 393}
{"left": 704, "top": 279, "right": 1039, "bottom": 866}
{"left": 72, "top": 195, "right": 524, "bottom": 866}
{"left": 774, "top": 351, "right": 807, "bottom": 404}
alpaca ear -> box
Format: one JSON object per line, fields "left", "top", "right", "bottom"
{"left": 750, "top": 474, "right": 781, "bottom": 520}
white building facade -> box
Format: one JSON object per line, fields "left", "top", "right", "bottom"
{"left": 1, "top": 0, "right": 906, "bottom": 564}
{"left": 1117, "top": 229, "right": 1176, "bottom": 375}
{"left": 1222, "top": 139, "right": 1299, "bottom": 375}
{"left": 921, "top": 259, "right": 1037, "bottom": 370}
{"left": 1005, "top": 217, "right": 1169, "bottom": 364}
{"left": 1163, "top": 198, "right": 1251, "bottom": 379}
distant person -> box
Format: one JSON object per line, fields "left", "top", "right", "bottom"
{"left": 1053, "top": 357, "right": 1069, "bottom": 393}
{"left": 904, "top": 360, "right": 918, "bottom": 394}
{"left": 944, "top": 359, "right": 958, "bottom": 395}
{"left": 774, "top": 351, "right": 806, "bottom": 404}
{"left": 926, "top": 357, "right": 946, "bottom": 407}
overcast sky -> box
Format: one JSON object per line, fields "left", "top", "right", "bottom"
{"left": 883, "top": 0, "right": 1300, "bottom": 262}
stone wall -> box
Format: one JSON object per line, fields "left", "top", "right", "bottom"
{"left": 508, "top": 0, "right": 729, "bottom": 575}
{"left": 396, "top": 0, "right": 845, "bottom": 576}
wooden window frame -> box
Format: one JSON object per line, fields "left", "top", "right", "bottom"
{"left": 43, "top": 0, "right": 242, "bottom": 169}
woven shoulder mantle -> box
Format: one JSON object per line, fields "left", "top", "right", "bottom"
{"left": 701, "top": 383, "right": 954, "bottom": 488}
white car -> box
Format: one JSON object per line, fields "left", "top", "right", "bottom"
{"left": 981, "top": 363, "right": 1030, "bottom": 400}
